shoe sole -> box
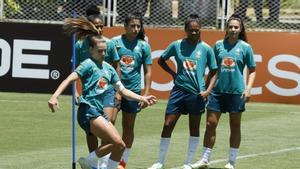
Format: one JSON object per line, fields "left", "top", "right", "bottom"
{"left": 192, "top": 165, "right": 209, "bottom": 169}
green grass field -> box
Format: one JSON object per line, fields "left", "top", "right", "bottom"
{"left": 0, "top": 92, "right": 299, "bottom": 169}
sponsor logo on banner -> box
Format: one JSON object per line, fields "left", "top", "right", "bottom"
{"left": 0, "top": 22, "right": 72, "bottom": 93}
{"left": 0, "top": 39, "right": 54, "bottom": 79}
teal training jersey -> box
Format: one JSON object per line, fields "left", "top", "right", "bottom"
{"left": 75, "top": 58, "right": 120, "bottom": 112}
{"left": 112, "top": 35, "right": 152, "bottom": 93}
{"left": 212, "top": 39, "right": 256, "bottom": 94}
{"left": 75, "top": 36, "right": 119, "bottom": 66}
{"left": 161, "top": 39, "right": 217, "bottom": 95}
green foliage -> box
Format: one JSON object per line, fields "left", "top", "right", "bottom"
{"left": 282, "top": 0, "right": 300, "bottom": 9}
{"left": 4, "top": 0, "right": 22, "bottom": 16}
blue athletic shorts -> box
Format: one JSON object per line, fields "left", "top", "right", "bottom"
{"left": 77, "top": 103, "right": 109, "bottom": 134}
{"left": 120, "top": 91, "right": 141, "bottom": 113}
{"left": 206, "top": 92, "right": 245, "bottom": 113}
{"left": 103, "top": 88, "right": 115, "bottom": 108}
{"left": 165, "top": 86, "right": 206, "bottom": 115}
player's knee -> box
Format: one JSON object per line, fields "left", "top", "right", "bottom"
{"left": 206, "top": 120, "right": 218, "bottom": 129}
{"left": 113, "top": 138, "right": 126, "bottom": 150}
{"left": 163, "top": 120, "right": 176, "bottom": 129}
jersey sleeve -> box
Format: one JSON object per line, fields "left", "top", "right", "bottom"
{"left": 75, "top": 59, "right": 91, "bottom": 78}
{"left": 113, "top": 81, "right": 125, "bottom": 92}
{"left": 107, "top": 40, "right": 120, "bottom": 62}
{"left": 207, "top": 46, "right": 218, "bottom": 70}
{"left": 110, "top": 66, "right": 120, "bottom": 84}
{"left": 142, "top": 42, "right": 152, "bottom": 65}
{"left": 245, "top": 45, "right": 256, "bottom": 68}
{"left": 161, "top": 41, "right": 176, "bottom": 60}
{"left": 75, "top": 39, "right": 90, "bottom": 67}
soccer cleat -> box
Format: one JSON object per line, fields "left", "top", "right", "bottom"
{"left": 78, "top": 157, "right": 90, "bottom": 169}
{"left": 78, "top": 156, "right": 101, "bottom": 169}
{"left": 224, "top": 162, "right": 235, "bottom": 169}
{"left": 191, "top": 159, "right": 209, "bottom": 169}
{"left": 147, "top": 162, "right": 164, "bottom": 169}
{"left": 182, "top": 164, "right": 192, "bottom": 169}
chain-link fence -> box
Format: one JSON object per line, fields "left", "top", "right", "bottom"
{"left": 1, "top": 0, "right": 300, "bottom": 32}
{"left": 231, "top": 0, "right": 300, "bottom": 31}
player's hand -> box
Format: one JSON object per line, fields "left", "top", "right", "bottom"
{"left": 48, "top": 97, "right": 59, "bottom": 112}
{"left": 115, "top": 92, "right": 122, "bottom": 102}
{"left": 140, "top": 95, "right": 157, "bottom": 108}
{"left": 199, "top": 90, "right": 210, "bottom": 101}
{"left": 138, "top": 100, "right": 147, "bottom": 109}
{"left": 75, "top": 91, "right": 80, "bottom": 105}
{"left": 241, "top": 89, "right": 251, "bottom": 102}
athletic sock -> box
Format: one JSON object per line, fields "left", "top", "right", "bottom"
{"left": 201, "top": 147, "right": 212, "bottom": 162}
{"left": 100, "top": 153, "right": 111, "bottom": 168}
{"left": 158, "top": 137, "right": 171, "bottom": 164}
{"left": 120, "top": 148, "right": 131, "bottom": 164}
{"left": 185, "top": 136, "right": 199, "bottom": 164}
{"left": 86, "top": 151, "right": 100, "bottom": 167}
{"left": 228, "top": 147, "right": 239, "bottom": 165}
{"left": 107, "top": 158, "right": 119, "bottom": 169}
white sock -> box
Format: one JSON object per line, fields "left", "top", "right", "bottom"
{"left": 158, "top": 137, "right": 171, "bottom": 164}
{"left": 185, "top": 136, "right": 199, "bottom": 165}
{"left": 201, "top": 147, "right": 212, "bottom": 162}
{"left": 86, "top": 151, "right": 100, "bottom": 167}
{"left": 121, "top": 148, "right": 131, "bottom": 163}
{"left": 107, "top": 158, "right": 119, "bottom": 169}
{"left": 100, "top": 153, "right": 111, "bottom": 168}
{"left": 228, "top": 147, "right": 239, "bottom": 165}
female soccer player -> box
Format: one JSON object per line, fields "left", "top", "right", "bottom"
{"left": 48, "top": 17, "right": 156, "bottom": 169}
{"left": 111, "top": 11, "right": 152, "bottom": 169}
{"left": 191, "top": 15, "right": 256, "bottom": 169}
{"left": 74, "top": 6, "right": 120, "bottom": 168}
{"left": 148, "top": 14, "right": 218, "bottom": 169}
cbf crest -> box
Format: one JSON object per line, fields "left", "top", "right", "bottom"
{"left": 120, "top": 55, "right": 135, "bottom": 71}
{"left": 96, "top": 77, "right": 108, "bottom": 94}
{"left": 222, "top": 57, "right": 236, "bottom": 67}
{"left": 183, "top": 59, "right": 197, "bottom": 71}
{"left": 221, "top": 57, "right": 236, "bottom": 73}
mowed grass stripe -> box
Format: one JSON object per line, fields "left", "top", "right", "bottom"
{"left": 0, "top": 92, "right": 300, "bottom": 169}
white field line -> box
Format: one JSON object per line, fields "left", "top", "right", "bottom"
{"left": 170, "top": 147, "right": 300, "bottom": 169}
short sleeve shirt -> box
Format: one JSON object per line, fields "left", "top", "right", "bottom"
{"left": 112, "top": 35, "right": 152, "bottom": 93}
{"left": 161, "top": 39, "right": 217, "bottom": 95}
{"left": 212, "top": 39, "right": 256, "bottom": 94}
{"left": 75, "top": 58, "right": 120, "bottom": 111}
